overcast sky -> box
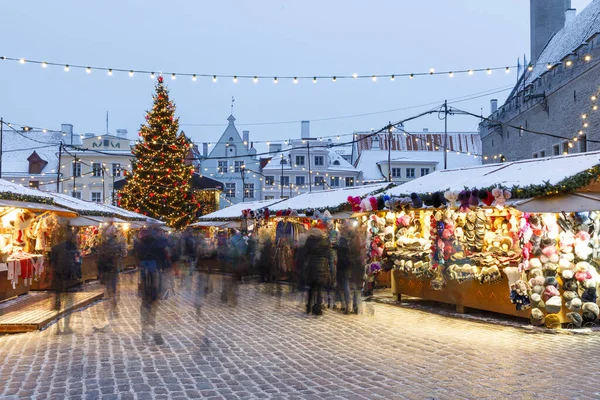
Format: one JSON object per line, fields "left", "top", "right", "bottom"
{"left": 0, "top": 0, "right": 592, "bottom": 147}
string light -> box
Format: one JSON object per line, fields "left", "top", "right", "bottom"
{"left": 171, "top": 73, "right": 176, "bottom": 80}
{"left": 293, "top": 77, "right": 298, "bottom": 84}
{"left": 505, "top": 67, "right": 510, "bottom": 73}
{"left": 352, "top": 73, "right": 358, "bottom": 79}
{"left": 108, "top": 69, "right": 113, "bottom": 76}
{"left": 332, "top": 76, "right": 337, "bottom": 82}
{"left": 585, "top": 55, "right": 592, "bottom": 62}
{"left": 527, "top": 65, "right": 533, "bottom": 71}
{"left": 273, "top": 77, "right": 278, "bottom": 84}
{"left": 86, "top": 67, "right": 91, "bottom": 74}
{"left": 192, "top": 74, "right": 197, "bottom": 81}
{"left": 468, "top": 70, "right": 474, "bottom": 75}
{"left": 448, "top": 72, "right": 454, "bottom": 78}
{"left": 19, "top": 58, "right": 25, "bottom": 64}
{"left": 429, "top": 68, "right": 435, "bottom": 75}
{"left": 409, "top": 73, "right": 414, "bottom": 79}
{"left": 566, "top": 60, "right": 573, "bottom": 67}
{"left": 390, "top": 75, "right": 395, "bottom": 81}
{"left": 41, "top": 62, "right": 47, "bottom": 68}
{"left": 253, "top": 76, "right": 258, "bottom": 83}
{"left": 212, "top": 75, "right": 217, "bottom": 82}
{"left": 128, "top": 70, "right": 134, "bottom": 77}
{"left": 313, "top": 77, "right": 317, "bottom": 83}
{"left": 233, "top": 76, "right": 238, "bottom": 83}
{"left": 64, "top": 65, "right": 70, "bottom": 72}
{"left": 487, "top": 68, "right": 492, "bottom": 74}
{"left": 372, "top": 75, "right": 377, "bottom": 82}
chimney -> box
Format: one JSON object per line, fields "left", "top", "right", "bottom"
{"left": 61, "top": 123, "right": 73, "bottom": 144}
{"left": 242, "top": 130, "right": 250, "bottom": 149}
{"left": 301, "top": 121, "right": 310, "bottom": 139}
{"left": 116, "top": 129, "right": 128, "bottom": 139}
{"left": 565, "top": 8, "right": 576, "bottom": 25}
{"left": 422, "top": 128, "right": 429, "bottom": 133}
{"left": 491, "top": 99, "right": 498, "bottom": 114}
{"left": 269, "top": 143, "right": 282, "bottom": 154}
{"left": 530, "top": 0, "right": 571, "bottom": 63}
{"left": 202, "top": 143, "right": 208, "bottom": 157}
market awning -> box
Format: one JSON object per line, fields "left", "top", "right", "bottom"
{"left": 67, "top": 216, "right": 129, "bottom": 227}
{"left": 0, "top": 199, "right": 77, "bottom": 217}
{"left": 513, "top": 193, "right": 600, "bottom": 213}
{"left": 189, "top": 221, "right": 230, "bottom": 228}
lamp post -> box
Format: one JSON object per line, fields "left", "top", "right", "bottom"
{"left": 280, "top": 154, "right": 284, "bottom": 198}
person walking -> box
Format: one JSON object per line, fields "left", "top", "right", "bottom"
{"left": 97, "top": 222, "right": 124, "bottom": 321}
{"left": 182, "top": 228, "right": 197, "bottom": 276}
{"left": 303, "top": 227, "right": 331, "bottom": 316}
{"left": 50, "top": 226, "right": 79, "bottom": 334}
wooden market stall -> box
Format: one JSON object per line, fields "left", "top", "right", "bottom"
{"left": 381, "top": 151, "right": 600, "bottom": 326}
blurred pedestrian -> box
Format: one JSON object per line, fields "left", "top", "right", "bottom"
{"left": 221, "top": 230, "right": 246, "bottom": 305}
{"left": 97, "top": 221, "right": 124, "bottom": 320}
{"left": 182, "top": 228, "right": 197, "bottom": 276}
{"left": 135, "top": 225, "right": 166, "bottom": 344}
{"left": 347, "top": 221, "right": 366, "bottom": 314}
{"left": 303, "top": 226, "right": 330, "bottom": 315}
{"left": 50, "top": 226, "right": 79, "bottom": 334}
{"left": 325, "top": 221, "right": 339, "bottom": 308}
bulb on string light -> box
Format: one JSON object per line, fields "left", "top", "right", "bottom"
{"left": 448, "top": 71, "right": 454, "bottom": 78}
{"left": 129, "top": 70, "right": 134, "bottom": 77}
{"left": 332, "top": 76, "right": 337, "bottom": 82}
{"left": 429, "top": 68, "right": 435, "bottom": 75}
{"left": 391, "top": 75, "right": 395, "bottom": 81}
{"left": 273, "top": 77, "right": 278, "bottom": 84}
{"left": 108, "top": 69, "right": 113, "bottom": 76}
{"left": 594, "top": 105, "right": 599, "bottom": 111}
{"left": 578, "top": 130, "right": 584, "bottom": 135}
{"left": 313, "top": 77, "right": 317, "bottom": 83}
{"left": 372, "top": 75, "right": 377, "bottom": 82}
{"left": 171, "top": 73, "right": 176, "bottom": 80}
{"left": 41, "top": 62, "right": 47, "bottom": 68}
{"left": 233, "top": 76, "right": 238, "bottom": 83}
{"left": 487, "top": 68, "right": 492, "bottom": 74}
{"left": 527, "top": 65, "right": 533, "bottom": 71}
{"left": 212, "top": 75, "right": 217, "bottom": 82}
{"left": 192, "top": 74, "right": 197, "bottom": 81}
{"left": 505, "top": 67, "right": 510, "bottom": 73}
{"left": 582, "top": 114, "right": 588, "bottom": 119}
{"left": 64, "top": 65, "right": 70, "bottom": 72}
{"left": 585, "top": 55, "right": 592, "bottom": 62}
{"left": 592, "top": 96, "right": 597, "bottom": 101}
{"left": 409, "top": 73, "right": 414, "bottom": 79}
{"left": 293, "top": 77, "right": 298, "bottom": 84}
{"left": 352, "top": 73, "right": 358, "bottom": 79}
{"left": 468, "top": 70, "right": 474, "bottom": 75}
{"left": 566, "top": 60, "right": 573, "bottom": 67}
{"left": 584, "top": 122, "right": 589, "bottom": 128}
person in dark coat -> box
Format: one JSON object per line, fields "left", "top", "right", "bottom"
{"left": 50, "top": 226, "right": 79, "bottom": 334}
{"left": 97, "top": 223, "right": 124, "bottom": 320}
{"left": 304, "top": 228, "right": 331, "bottom": 315}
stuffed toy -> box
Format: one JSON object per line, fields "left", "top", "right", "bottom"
{"left": 575, "top": 230, "right": 593, "bottom": 261}
{"left": 479, "top": 190, "right": 495, "bottom": 207}
{"left": 383, "top": 195, "right": 392, "bottom": 210}
{"left": 469, "top": 189, "right": 480, "bottom": 207}
{"left": 347, "top": 196, "right": 361, "bottom": 212}
{"left": 12, "top": 210, "right": 34, "bottom": 246}
{"left": 492, "top": 188, "right": 512, "bottom": 208}
{"left": 359, "top": 198, "right": 372, "bottom": 213}
{"left": 443, "top": 191, "right": 459, "bottom": 208}
{"left": 410, "top": 193, "right": 423, "bottom": 208}
{"left": 457, "top": 190, "right": 471, "bottom": 212}
{"left": 377, "top": 196, "right": 386, "bottom": 211}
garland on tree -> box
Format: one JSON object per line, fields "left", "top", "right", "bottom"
{"left": 118, "top": 76, "right": 199, "bottom": 229}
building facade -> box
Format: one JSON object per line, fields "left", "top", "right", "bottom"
{"left": 261, "top": 122, "right": 362, "bottom": 200}
{"left": 200, "top": 115, "right": 261, "bottom": 206}
{"left": 480, "top": 1, "right": 600, "bottom": 162}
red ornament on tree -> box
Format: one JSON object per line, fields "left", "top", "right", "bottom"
{"left": 158, "top": 76, "right": 163, "bottom": 83}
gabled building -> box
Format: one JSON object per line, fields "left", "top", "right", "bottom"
{"left": 261, "top": 121, "right": 362, "bottom": 200}
{"left": 200, "top": 115, "right": 261, "bottom": 206}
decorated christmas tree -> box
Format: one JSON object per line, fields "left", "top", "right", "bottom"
{"left": 119, "top": 76, "right": 198, "bottom": 229}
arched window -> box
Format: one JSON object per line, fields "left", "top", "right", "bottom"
{"left": 333, "top": 160, "right": 340, "bottom": 166}
{"left": 229, "top": 137, "right": 234, "bottom": 141}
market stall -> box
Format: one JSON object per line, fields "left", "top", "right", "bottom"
{"left": 375, "top": 151, "right": 600, "bottom": 327}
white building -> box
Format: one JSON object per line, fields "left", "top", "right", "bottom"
{"left": 200, "top": 115, "right": 261, "bottom": 206}
{"left": 261, "top": 121, "right": 362, "bottom": 200}
{"left": 61, "top": 130, "right": 131, "bottom": 203}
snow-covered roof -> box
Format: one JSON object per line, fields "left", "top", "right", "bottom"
{"left": 48, "top": 192, "right": 119, "bottom": 215}
{"left": 387, "top": 151, "right": 600, "bottom": 196}
{"left": 262, "top": 144, "right": 358, "bottom": 172}
{"left": 0, "top": 179, "right": 55, "bottom": 202}
{"left": 525, "top": 1, "right": 600, "bottom": 87}
{"left": 269, "top": 183, "right": 390, "bottom": 212}
{"left": 356, "top": 150, "right": 482, "bottom": 181}
{"left": 97, "top": 203, "right": 158, "bottom": 222}
{"left": 198, "top": 199, "right": 283, "bottom": 220}
{"left": 2, "top": 129, "right": 62, "bottom": 175}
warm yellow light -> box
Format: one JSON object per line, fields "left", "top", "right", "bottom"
{"left": 448, "top": 72, "right": 454, "bottom": 78}
{"left": 585, "top": 55, "right": 592, "bottom": 62}
{"left": 313, "top": 77, "right": 317, "bottom": 83}
{"left": 332, "top": 76, "right": 336, "bottom": 82}
{"left": 372, "top": 75, "right": 377, "bottom": 82}
{"left": 212, "top": 75, "right": 217, "bottom": 82}
{"left": 233, "top": 76, "right": 238, "bottom": 83}
{"left": 86, "top": 67, "right": 91, "bottom": 74}
{"left": 566, "top": 60, "right": 573, "bottom": 67}
{"left": 129, "top": 70, "right": 134, "bottom": 77}
{"left": 253, "top": 76, "right": 258, "bottom": 83}
{"left": 429, "top": 68, "right": 435, "bottom": 74}
{"left": 41, "top": 62, "right": 47, "bottom": 68}
{"left": 527, "top": 65, "right": 533, "bottom": 71}
{"left": 64, "top": 65, "right": 70, "bottom": 72}
{"left": 192, "top": 74, "right": 197, "bottom": 81}
{"left": 505, "top": 67, "right": 510, "bottom": 73}
{"left": 468, "top": 70, "right": 474, "bottom": 75}
{"left": 352, "top": 73, "right": 358, "bottom": 79}
{"left": 582, "top": 114, "right": 588, "bottom": 119}
{"left": 108, "top": 69, "right": 113, "bottom": 76}
{"left": 487, "top": 68, "right": 492, "bottom": 74}
{"left": 171, "top": 73, "right": 176, "bottom": 80}
{"left": 293, "top": 77, "right": 298, "bottom": 84}
{"left": 409, "top": 73, "right": 414, "bottom": 79}
{"left": 390, "top": 75, "right": 395, "bottom": 81}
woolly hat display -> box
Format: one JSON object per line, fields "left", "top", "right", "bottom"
{"left": 530, "top": 268, "right": 543, "bottom": 278}
{"left": 562, "top": 270, "right": 574, "bottom": 280}
{"left": 563, "top": 291, "right": 578, "bottom": 302}
{"left": 545, "top": 296, "right": 562, "bottom": 314}
{"left": 564, "top": 279, "right": 578, "bottom": 292}
{"left": 479, "top": 190, "right": 495, "bottom": 207}
{"left": 469, "top": 189, "right": 480, "bottom": 207}
{"left": 492, "top": 188, "right": 511, "bottom": 208}
{"left": 385, "top": 212, "right": 395, "bottom": 224}
{"left": 529, "top": 258, "right": 542, "bottom": 269}
{"left": 530, "top": 293, "right": 544, "bottom": 309}
{"left": 530, "top": 308, "right": 545, "bottom": 325}
{"left": 410, "top": 193, "right": 423, "bottom": 208}
{"left": 532, "top": 285, "right": 544, "bottom": 295}
{"left": 582, "top": 310, "right": 597, "bottom": 323}
{"left": 544, "top": 314, "right": 562, "bottom": 329}
{"left": 566, "top": 298, "right": 582, "bottom": 311}
{"left": 581, "top": 287, "right": 597, "bottom": 304}
{"left": 544, "top": 277, "right": 559, "bottom": 289}
{"left": 543, "top": 286, "right": 560, "bottom": 302}
{"left": 582, "top": 302, "right": 600, "bottom": 318}
{"left": 377, "top": 196, "right": 386, "bottom": 211}
{"left": 443, "top": 191, "right": 459, "bottom": 207}
{"left": 347, "top": 196, "right": 362, "bottom": 212}
{"left": 567, "top": 312, "right": 583, "bottom": 328}
{"left": 431, "top": 192, "right": 447, "bottom": 208}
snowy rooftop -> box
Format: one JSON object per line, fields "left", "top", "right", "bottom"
{"left": 269, "top": 183, "right": 390, "bottom": 212}
{"left": 262, "top": 144, "right": 358, "bottom": 172}
{"left": 356, "top": 150, "right": 482, "bottom": 181}
{"left": 0, "top": 179, "right": 54, "bottom": 202}
{"left": 198, "top": 199, "right": 283, "bottom": 220}
{"left": 524, "top": 1, "right": 600, "bottom": 87}
{"left": 387, "top": 151, "right": 600, "bottom": 195}
{"left": 49, "top": 192, "right": 120, "bottom": 215}
{"left": 97, "top": 203, "right": 156, "bottom": 222}
{"left": 2, "top": 129, "right": 63, "bottom": 175}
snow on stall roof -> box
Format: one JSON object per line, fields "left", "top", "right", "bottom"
{"left": 356, "top": 150, "right": 481, "bottom": 181}
{"left": 388, "top": 151, "right": 600, "bottom": 195}
{"left": 198, "top": 199, "right": 283, "bottom": 220}
{"left": 98, "top": 203, "right": 156, "bottom": 222}
{"left": 48, "top": 192, "right": 118, "bottom": 214}
{"left": 525, "top": 1, "right": 600, "bottom": 87}
{"left": 0, "top": 179, "right": 54, "bottom": 201}
{"left": 2, "top": 130, "right": 62, "bottom": 174}
{"left": 270, "top": 183, "right": 390, "bottom": 211}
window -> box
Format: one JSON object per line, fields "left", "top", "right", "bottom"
{"left": 29, "top": 181, "right": 39, "bottom": 189}
{"left": 333, "top": 160, "right": 340, "bottom": 166}
{"left": 72, "top": 191, "right": 82, "bottom": 199}
{"left": 280, "top": 176, "right": 290, "bottom": 187}
{"left": 345, "top": 177, "right": 355, "bottom": 187}
{"left": 280, "top": 196, "right": 289, "bottom": 200}
{"left": 264, "top": 196, "right": 275, "bottom": 200}
{"left": 391, "top": 168, "right": 401, "bottom": 178}
{"left": 92, "top": 162, "right": 102, "bottom": 177}
{"left": 218, "top": 161, "right": 228, "bottom": 173}
{"left": 540, "top": 150, "right": 546, "bottom": 157}
{"left": 112, "top": 163, "right": 121, "bottom": 177}
{"left": 225, "top": 183, "right": 236, "bottom": 198}
{"left": 244, "top": 183, "right": 255, "bottom": 199}
{"left": 234, "top": 161, "right": 245, "bottom": 173}
{"left": 562, "top": 141, "right": 569, "bottom": 154}
{"left": 295, "top": 155, "right": 305, "bottom": 166}
{"left": 315, "top": 176, "right": 325, "bottom": 186}
{"left": 553, "top": 144, "right": 560, "bottom": 155}
{"left": 406, "top": 168, "right": 415, "bottom": 179}
{"left": 295, "top": 176, "right": 305, "bottom": 186}
{"left": 580, "top": 135, "right": 588, "bottom": 152}
{"left": 420, "top": 168, "right": 430, "bottom": 176}
{"left": 330, "top": 177, "right": 340, "bottom": 187}
{"left": 72, "top": 162, "right": 81, "bottom": 177}
{"left": 91, "top": 192, "right": 102, "bottom": 202}
{"left": 533, "top": 153, "right": 539, "bottom": 159}
{"left": 314, "top": 156, "right": 324, "bottom": 166}
{"left": 265, "top": 176, "right": 274, "bottom": 186}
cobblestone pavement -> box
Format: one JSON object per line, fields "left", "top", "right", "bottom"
{"left": 1, "top": 271, "right": 600, "bottom": 400}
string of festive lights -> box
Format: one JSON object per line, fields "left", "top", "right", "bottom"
{"left": 3, "top": 55, "right": 522, "bottom": 83}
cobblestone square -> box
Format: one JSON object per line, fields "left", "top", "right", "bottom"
{"left": 1, "top": 272, "right": 600, "bottom": 399}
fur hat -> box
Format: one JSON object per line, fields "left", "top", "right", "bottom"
{"left": 567, "top": 298, "right": 582, "bottom": 311}
{"left": 444, "top": 191, "right": 459, "bottom": 207}
{"left": 410, "top": 193, "right": 423, "bottom": 208}
{"left": 479, "top": 190, "right": 495, "bottom": 207}
{"left": 544, "top": 314, "right": 561, "bottom": 329}
{"left": 545, "top": 296, "right": 562, "bottom": 314}
{"left": 582, "top": 302, "right": 600, "bottom": 318}
{"left": 567, "top": 312, "right": 583, "bottom": 327}
{"left": 582, "top": 310, "right": 597, "bottom": 323}
{"left": 544, "top": 277, "right": 559, "bottom": 289}
{"left": 581, "top": 287, "right": 597, "bottom": 304}
{"left": 562, "top": 270, "right": 574, "bottom": 280}
{"left": 431, "top": 192, "right": 447, "bottom": 208}
{"left": 543, "top": 286, "right": 560, "bottom": 302}
{"left": 564, "top": 279, "right": 578, "bottom": 292}
{"left": 530, "top": 308, "right": 545, "bottom": 325}
{"left": 469, "top": 189, "right": 480, "bottom": 207}
{"left": 563, "top": 291, "right": 578, "bottom": 302}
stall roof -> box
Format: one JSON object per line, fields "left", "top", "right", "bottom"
{"left": 269, "top": 183, "right": 391, "bottom": 212}
{"left": 98, "top": 203, "right": 162, "bottom": 223}
{"left": 0, "top": 179, "right": 55, "bottom": 204}
{"left": 197, "top": 199, "right": 283, "bottom": 221}
{"left": 48, "top": 192, "right": 120, "bottom": 216}
{"left": 387, "top": 151, "right": 600, "bottom": 196}
{"left": 0, "top": 199, "right": 77, "bottom": 217}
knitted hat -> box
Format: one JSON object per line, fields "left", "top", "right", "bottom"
{"left": 544, "top": 277, "right": 559, "bottom": 289}
{"left": 530, "top": 308, "right": 545, "bottom": 325}
{"left": 562, "top": 270, "right": 574, "bottom": 280}
{"left": 481, "top": 190, "right": 495, "bottom": 207}
{"left": 532, "top": 285, "right": 544, "bottom": 295}
{"left": 582, "top": 302, "right": 600, "bottom": 317}
{"left": 581, "top": 287, "right": 597, "bottom": 304}
{"left": 567, "top": 298, "right": 582, "bottom": 311}
{"left": 545, "top": 314, "right": 561, "bottom": 329}
{"left": 410, "top": 193, "right": 423, "bottom": 208}
{"left": 543, "top": 286, "right": 560, "bottom": 302}
{"left": 563, "top": 291, "right": 578, "bottom": 302}
{"left": 567, "top": 312, "right": 583, "bottom": 328}
{"left": 545, "top": 296, "right": 562, "bottom": 314}
{"left": 564, "top": 279, "right": 578, "bottom": 292}
{"left": 582, "top": 310, "right": 597, "bottom": 323}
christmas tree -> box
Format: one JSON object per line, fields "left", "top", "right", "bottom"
{"left": 119, "top": 76, "right": 198, "bottom": 229}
